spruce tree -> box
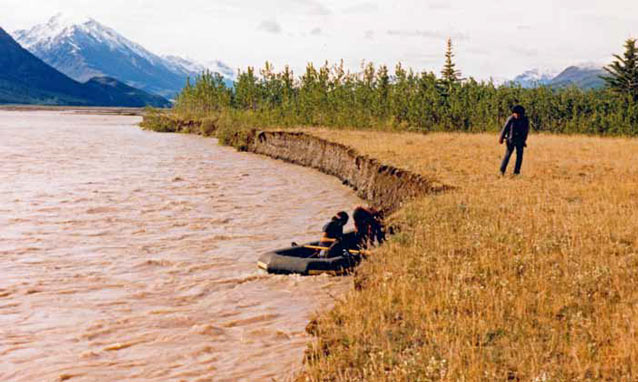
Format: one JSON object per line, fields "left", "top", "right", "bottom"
{"left": 441, "top": 38, "right": 462, "bottom": 90}
{"left": 603, "top": 38, "right": 638, "bottom": 101}
{"left": 234, "top": 66, "right": 260, "bottom": 110}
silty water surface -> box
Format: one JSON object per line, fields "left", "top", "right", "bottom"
{"left": 0, "top": 111, "right": 361, "bottom": 382}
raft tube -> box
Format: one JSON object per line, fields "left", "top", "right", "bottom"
{"left": 257, "top": 232, "right": 361, "bottom": 275}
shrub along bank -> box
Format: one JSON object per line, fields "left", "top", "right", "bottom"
{"left": 160, "top": 60, "right": 638, "bottom": 136}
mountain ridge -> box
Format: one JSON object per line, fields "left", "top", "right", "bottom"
{"left": 550, "top": 65, "right": 606, "bottom": 89}
{"left": 511, "top": 68, "right": 559, "bottom": 88}
{"left": 0, "top": 27, "right": 170, "bottom": 107}
{"left": 511, "top": 64, "right": 606, "bottom": 89}
{"left": 13, "top": 14, "right": 234, "bottom": 99}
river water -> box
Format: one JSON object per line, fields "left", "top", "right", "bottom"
{"left": 0, "top": 111, "right": 361, "bottom": 382}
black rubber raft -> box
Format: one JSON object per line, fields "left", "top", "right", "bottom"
{"left": 257, "top": 232, "right": 362, "bottom": 275}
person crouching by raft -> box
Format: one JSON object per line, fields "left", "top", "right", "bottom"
{"left": 499, "top": 105, "right": 530, "bottom": 176}
{"left": 318, "top": 211, "right": 349, "bottom": 258}
{"left": 353, "top": 206, "right": 385, "bottom": 250}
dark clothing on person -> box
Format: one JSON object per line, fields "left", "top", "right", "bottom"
{"left": 499, "top": 115, "right": 529, "bottom": 146}
{"left": 324, "top": 240, "right": 348, "bottom": 258}
{"left": 499, "top": 114, "right": 529, "bottom": 174}
{"left": 353, "top": 207, "right": 385, "bottom": 249}
{"left": 318, "top": 215, "right": 347, "bottom": 258}
{"left": 322, "top": 220, "right": 344, "bottom": 241}
{"left": 500, "top": 142, "right": 525, "bottom": 175}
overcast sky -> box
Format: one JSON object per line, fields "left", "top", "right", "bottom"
{"left": 1, "top": 0, "right": 637, "bottom": 80}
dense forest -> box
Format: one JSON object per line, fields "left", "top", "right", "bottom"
{"left": 166, "top": 38, "right": 638, "bottom": 136}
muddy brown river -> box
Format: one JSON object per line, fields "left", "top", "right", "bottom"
{"left": 0, "top": 111, "right": 361, "bottom": 382}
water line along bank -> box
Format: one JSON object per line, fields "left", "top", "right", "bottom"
{"left": 0, "top": 110, "right": 363, "bottom": 382}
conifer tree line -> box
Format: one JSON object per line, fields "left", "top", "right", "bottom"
{"left": 173, "top": 38, "right": 638, "bottom": 136}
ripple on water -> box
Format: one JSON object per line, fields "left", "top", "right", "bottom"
{"left": 0, "top": 110, "right": 361, "bottom": 382}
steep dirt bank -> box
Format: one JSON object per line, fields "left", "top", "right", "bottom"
{"left": 140, "top": 113, "right": 450, "bottom": 211}
{"left": 247, "top": 131, "right": 449, "bottom": 213}
{"left": 139, "top": 113, "right": 638, "bottom": 381}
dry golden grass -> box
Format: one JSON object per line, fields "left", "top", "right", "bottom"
{"left": 297, "top": 130, "right": 638, "bottom": 382}
{"left": 298, "top": 129, "right": 638, "bottom": 188}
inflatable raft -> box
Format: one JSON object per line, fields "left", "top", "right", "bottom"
{"left": 257, "top": 232, "right": 362, "bottom": 275}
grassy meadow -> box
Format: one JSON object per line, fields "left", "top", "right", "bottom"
{"left": 140, "top": 42, "right": 638, "bottom": 380}
{"left": 142, "top": 106, "right": 638, "bottom": 380}
{"left": 295, "top": 131, "right": 638, "bottom": 381}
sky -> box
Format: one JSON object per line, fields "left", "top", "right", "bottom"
{"left": 1, "top": 0, "right": 637, "bottom": 80}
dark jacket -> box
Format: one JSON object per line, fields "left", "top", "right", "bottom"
{"left": 499, "top": 115, "right": 529, "bottom": 146}
{"left": 322, "top": 219, "right": 344, "bottom": 240}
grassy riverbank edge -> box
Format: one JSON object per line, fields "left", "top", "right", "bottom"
{"left": 141, "top": 111, "right": 638, "bottom": 381}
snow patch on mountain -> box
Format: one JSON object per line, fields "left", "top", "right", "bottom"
{"left": 510, "top": 63, "right": 607, "bottom": 90}
{"left": 13, "top": 14, "right": 233, "bottom": 98}
{"left": 14, "top": 14, "right": 160, "bottom": 66}
{"left": 511, "top": 68, "right": 560, "bottom": 88}
{"left": 163, "top": 55, "right": 236, "bottom": 80}
{"left": 12, "top": 13, "right": 88, "bottom": 50}
{"left": 163, "top": 55, "right": 205, "bottom": 75}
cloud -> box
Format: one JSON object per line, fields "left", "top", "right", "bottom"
{"left": 517, "top": 24, "right": 533, "bottom": 31}
{"left": 364, "top": 30, "right": 375, "bottom": 40}
{"left": 217, "top": 0, "right": 331, "bottom": 16}
{"left": 402, "top": 51, "right": 442, "bottom": 64}
{"left": 310, "top": 27, "right": 322, "bottom": 35}
{"left": 387, "top": 29, "right": 469, "bottom": 41}
{"left": 343, "top": 2, "right": 379, "bottom": 14}
{"left": 507, "top": 45, "right": 538, "bottom": 57}
{"left": 428, "top": 2, "right": 452, "bottom": 10}
{"left": 295, "top": 0, "right": 332, "bottom": 15}
{"left": 466, "top": 47, "right": 491, "bottom": 56}
{"left": 258, "top": 20, "right": 282, "bottom": 34}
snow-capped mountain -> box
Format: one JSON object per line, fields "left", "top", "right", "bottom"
{"left": 163, "top": 55, "right": 207, "bottom": 77}
{"left": 511, "top": 68, "right": 559, "bottom": 88}
{"left": 511, "top": 63, "right": 607, "bottom": 89}
{"left": 13, "top": 14, "right": 233, "bottom": 98}
{"left": 0, "top": 26, "right": 169, "bottom": 107}
{"left": 162, "top": 55, "right": 235, "bottom": 86}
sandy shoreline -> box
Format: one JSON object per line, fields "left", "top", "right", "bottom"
{"left": 0, "top": 105, "right": 146, "bottom": 116}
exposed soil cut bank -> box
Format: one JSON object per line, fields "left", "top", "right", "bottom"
{"left": 246, "top": 131, "right": 450, "bottom": 213}
{"left": 139, "top": 113, "right": 638, "bottom": 382}
{"left": 140, "top": 114, "right": 450, "bottom": 212}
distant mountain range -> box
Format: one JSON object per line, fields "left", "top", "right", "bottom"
{"left": 511, "top": 64, "right": 606, "bottom": 89}
{"left": 163, "top": 55, "right": 235, "bottom": 84}
{"left": 512, "top": 69, "right": 559, "bottom": 88}
{"left": 2, "top": 12, "right": 614, "bottom": 107}
{"left": 0, "top": 27, "right": 169, "bottom": 107}
{"left": 13, "top": 14, "right": 234, "bottom": 99}
{"left": 549, "top": 65, "right": 606, "bottom": 89}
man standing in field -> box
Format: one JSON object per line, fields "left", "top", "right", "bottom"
{"left": 499, "top": 105, "right": 530, "bottom": 175}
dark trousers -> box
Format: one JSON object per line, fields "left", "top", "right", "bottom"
{"left": 500, "top": 142, "right": 524, "bottom": 174}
